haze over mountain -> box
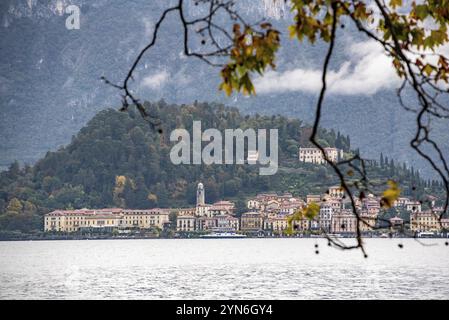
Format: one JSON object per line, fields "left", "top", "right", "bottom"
{"left": 1, "top": 0, "right": 448, "bottom": 178}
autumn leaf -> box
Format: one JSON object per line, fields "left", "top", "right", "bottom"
{"left": 304, "top": 202, "right": 320, "bottom": 220}
{"left": 219, "top": 23, "right": 280, "bottom": 96}
{"left": 389, "top": 0, "right": 402, "bottom": 9}
{"left": 381, "top": 180, "right": 401, "bottom": 208}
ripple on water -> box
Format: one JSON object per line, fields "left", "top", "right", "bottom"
{"left": 0, "top": 238, "right": 448, "bottom": 299}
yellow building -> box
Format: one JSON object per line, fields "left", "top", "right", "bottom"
{"left": 240, "top": 212, "right": 263, "bottom": 232}
{"left": 44, "top": 208, "right": 123, "bottom": 232}
{"left": 410, "top": 211, "right": 441, "bottom": 233}
{"left": 44, "top": 208, "right": 169, "bottom": 233}
{"left": 121, "top": 209, "right": 170, "bottom": 229}
{"left": 264, "top": 216, "right": 289, "bottom": 233}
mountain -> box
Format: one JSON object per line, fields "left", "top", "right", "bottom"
{"left": 0, "top": 101, "right": 442, "bottom": 235}
{"left": 1, "top": 0, "right": 448, "bottom": 179}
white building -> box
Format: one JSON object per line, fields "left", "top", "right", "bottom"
{"left": 331, "top": 211, "right": 357, "bottom": 233}
{"left": 406, "top": 201, "right": 421, "bottom": 213}
{"left": 299, "top": 147, "right": 343, "bottom": 164}
{"left": 177, "top": 215, "right": 196, "bottom": 232}
{"left": 319, "top": 204, "right": 335, "bottom": 232}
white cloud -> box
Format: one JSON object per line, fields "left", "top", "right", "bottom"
{"left": 142, "top": 70, "right": 169, "bottom": 90}
{"left": 254, "top": 40, "right": 400, "bottom": 96}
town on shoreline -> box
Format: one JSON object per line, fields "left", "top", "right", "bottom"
{"left": 39, "top": 181, "right": 449, "bottom": 241}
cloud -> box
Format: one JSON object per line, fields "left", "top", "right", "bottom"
{"left": 254, "top": 40, "right": 400, "bottom": 96}
{"left": 142, "top": 70, "right": 169, "bottom": 90}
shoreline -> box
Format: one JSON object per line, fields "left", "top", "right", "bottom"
{"left": 1, "top": 235, "right": 447, "bottom": 242}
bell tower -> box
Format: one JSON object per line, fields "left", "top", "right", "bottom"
{"left": 196, "top": 182, "right": 205, "bottom": 206}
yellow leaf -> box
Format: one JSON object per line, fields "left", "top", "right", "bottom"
{"left": 304, "top": 202, "right": 320, "bottom": 220}
{"left": 389, "top": 0, "right": 402, "bottom": 9}
{"left": 423, "top": 64, "right": 434, "bottom": 76}
{"left": 381, "top": 180, "right": 401, "bottom": 208}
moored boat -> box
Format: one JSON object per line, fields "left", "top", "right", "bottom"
{"left": 200, "top": 232, "right": 247, "bottom": 239}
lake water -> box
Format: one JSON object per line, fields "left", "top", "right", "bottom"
{"left": 0, "top": 238, "right": 448, "bottom": 299}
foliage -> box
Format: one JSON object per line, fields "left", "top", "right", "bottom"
{"left": 380, "top": 179, "right": 401, "bottom": 208}
{"left": 220, "top": 23, "right": 281, "bottom": 95}
{"left": 287, "top": 202, "right": 320, "bottom": 234}
{"left": 220, "top": 0, "right": 449, "bottom": 96}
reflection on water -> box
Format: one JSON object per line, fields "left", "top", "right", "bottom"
{"left": 0, "top": 238, "right": 448, "bottom": 299}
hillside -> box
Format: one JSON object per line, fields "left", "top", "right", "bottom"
{"left": 0, "top": 101, "right": 443, "bottom": 235}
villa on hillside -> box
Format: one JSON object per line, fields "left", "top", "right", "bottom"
{"left": 298, "top": 147, "right": 343, "bottom": 164}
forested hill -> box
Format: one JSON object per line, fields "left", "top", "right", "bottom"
{"left": 0, "top": 101, "right": 441, "bottom": 234}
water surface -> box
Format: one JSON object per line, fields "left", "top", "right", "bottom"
{"left": 0, "top": 238, "right": 448, "bottom": 299}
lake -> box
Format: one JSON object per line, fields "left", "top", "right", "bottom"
{"left": 0, "top": 238, "right": 448, "bottom": 299}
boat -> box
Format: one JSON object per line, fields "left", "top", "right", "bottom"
{"left": 200, "top": 232, "right": 247, "bottom": 239}
{"left": 418, "top": 232, "right": 436, "bottom": 238}
{"left": 328, "top": 233, "right": 343, "bottom": 238}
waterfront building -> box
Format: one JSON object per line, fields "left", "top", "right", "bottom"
{"left": 319, "top": 204, "right": 334, "bottom": 232}
{"left": 215, "top": 214, "right": 239, "bottom": 232}
{"left": 240, "top": 212, "right": 264, "bottom": 233}
{"left": 121, "top": 209, "right": 170, "bottom": 229}
{"left": 177, "top": 215, "right": 196, "bottom": 232}
{"left": 291, "top": 217, "right": 310, "bottom": 232}
{"left": 309, "top": 217, "right": 320, "bottom": 231}
{"left": 359, "top": 212, "right": 377, "bottom": 232}
{"left": 264, "top": 216, "right": 289, "bottom": 233}
{"left": 195, "top": 216, "right": 218, "bottom": 231}
{"left": 331, "top": 211, "right": 357, "bottom": 234}
{"left": 44, "top": 208, "right": 169, "bottom": 233}
{"left": 410, "top": 211, "right": 441, "bottom": 233}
